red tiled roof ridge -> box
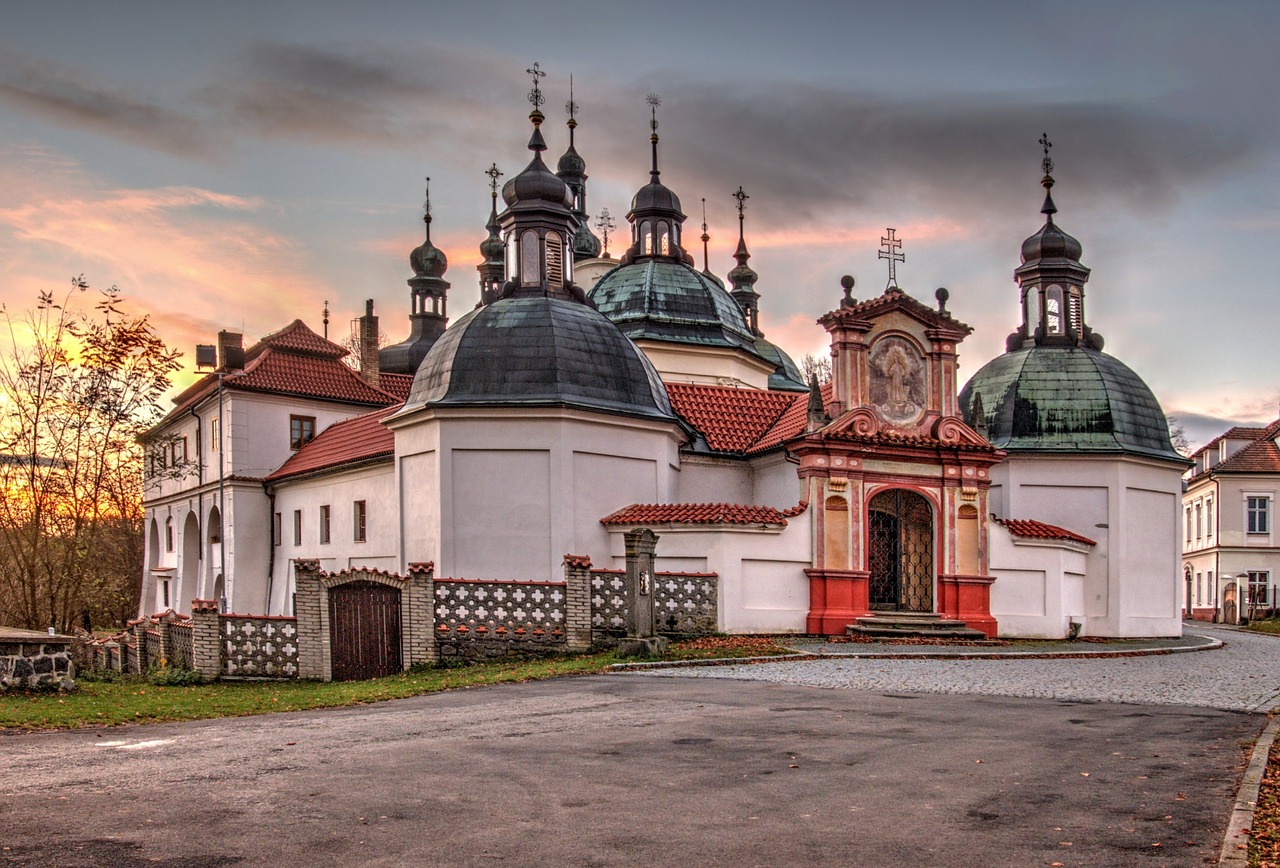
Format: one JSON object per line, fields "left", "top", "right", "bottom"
{"left": 267, "top": 405, "right": 400, "bottom": 482}
{"left": 819, "top": 287, "right": 973, "bottom": 334}
{"left": 250, "top": 319, "right": 349, "bottom": 360}
{"left": 665, "top": 382, "right": 812, "bottom": 455}
{"left": 601, "top": 500, "right": 806, "bottom": 527}
{"left": 1204, "top": 434, "right": 1280, "bottom": 476}
{"left": 995, "top": 517, "right": 1096, "bottom": 546}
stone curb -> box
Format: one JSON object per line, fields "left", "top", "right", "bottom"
{"left": 1220, "top": 714, "right": 1280, "bottom": 867}
{"left": 608, "top": 635, "right": 1223, "bottom": 670}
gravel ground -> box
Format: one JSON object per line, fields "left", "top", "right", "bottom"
{"left": 639, "top": 624, "right": 1280, "bottom": 713}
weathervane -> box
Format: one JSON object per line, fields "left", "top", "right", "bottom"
{"left": 700, "top": 198, "right": 711, "bottom": 271}
{"left": 879, "top": 228, "right": 904, "bottom": 289}
{"left": 596, "top": 207, "right": 616, "bottom": 258}
{"left": 646, "top": 93, "right": 661, "bottom": 134}
{"left": 565, "top": 74, "right": 578, "bottom": 122}
{"left": 527, "top": 62, "right": 546, "bottom": 110}
{"left": 1039, "top": 132, "right": 1054, "bottom": 176}
{"left": 485, "top": 163, "right": 503, "bottom": 195}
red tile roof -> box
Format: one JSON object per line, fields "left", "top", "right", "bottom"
{"left": 1193, "top": 419, "right": 1280, "bottom": 476}
{"left": 996, "top": 518, "right": 1096, "bottom": 546}
{"left": 818, "top": 287, "right": 973, "bottom": 336}
{"left": 665, "top": 383, "right": 799, "bottom": 453}
{"left": 232, "top": 350, "right": 401, "bottom": 405}
{"left": 249, "top": 320, "right": 348, "bottom": 360}
{"left": 379, "top": 372, "right": 414, "bottom": 402}
{"left": 602, "top": 501, "right": 807, "bottom": 527}
{"left": 267, "top": 405, "right": 398, "bottom": 482}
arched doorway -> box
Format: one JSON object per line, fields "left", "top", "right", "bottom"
{"left": 181, "top": 512, "right": 200, "bottom": 611}
{"left": 867, "top": 489, "right": 934, "bottom": 612}
{"left": 1223, "top": 581, "right": 1238, "bottom": 625}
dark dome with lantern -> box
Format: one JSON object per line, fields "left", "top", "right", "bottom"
{"left": 406, "top": 297, "right": 672, "bottom": 420}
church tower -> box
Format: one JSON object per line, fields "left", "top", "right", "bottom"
{"left": 379, "top": 180, "right": 451, "bottom": 375}
{"left": 477, "top": 163, "right": 505, "bottom": 306}
{"left": 556, "top": 78, "right": 602, "bottom": 262}
{"left": 727, "top": 186, "right": 761, "bottom": 336}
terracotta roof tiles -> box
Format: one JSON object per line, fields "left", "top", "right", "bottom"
{"left": 267, "top": 405, "right": 398, "bottom": 482}
{"left": 602, "top": 501, "right": 807, "bottom": 527}
{"left": 996, "top": 517, "right": 1096, "bottom": 546}
{"left": 1192, "top": 418, "right": 1280, "bottom": 476}
{"left": 665, "top": 382, "right": 805, "bottom": 454}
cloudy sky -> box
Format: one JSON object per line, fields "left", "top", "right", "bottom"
{"left": 1, "top": 0, "right": 1276, "bottom": 447}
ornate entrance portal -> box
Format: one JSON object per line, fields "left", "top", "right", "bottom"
{"left": 867, "top": 489, "right": 933, "bottom": 612}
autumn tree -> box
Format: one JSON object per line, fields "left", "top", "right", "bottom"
{"left": 801, "top": 352, "right": 832, "bottom": 386}
{"left": 0, "top": 278, "right": 182, "bottom": 631}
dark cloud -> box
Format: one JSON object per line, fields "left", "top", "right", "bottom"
{"left": 0, "top": 49, "right": 221, "bottom": 158}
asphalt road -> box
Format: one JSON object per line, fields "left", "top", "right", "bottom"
{"left": 0, "top": 674, "right": 1262, "bottom": 867}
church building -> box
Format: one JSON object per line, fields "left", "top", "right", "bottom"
{"left": 138, "top": 74, "right": 1185, "bottom": 640}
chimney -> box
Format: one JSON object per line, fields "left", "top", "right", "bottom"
{"left": 359, "top": 299, "right": 380, "bottom": 388}
{"left": 217, "top": 331, "right": 244, "bottom": 371}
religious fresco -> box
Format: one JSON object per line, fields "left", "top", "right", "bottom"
{"left": 868, "top": 336, "right": 926, "bottom": 426}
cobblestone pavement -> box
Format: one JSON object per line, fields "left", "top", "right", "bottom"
{"left": 641, "top": 624, "right": 1280, "bottom": 713}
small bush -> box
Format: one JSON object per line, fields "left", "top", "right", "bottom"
{"left": 147, "top": 665, "right": 205, "bottom": 686}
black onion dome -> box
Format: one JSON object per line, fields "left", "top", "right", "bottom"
{"left": 410, "top": 232, "right": 447, "bottom": 277}
{"left": 557, "top": 143, "right": 585, "bottom": 176}
{"left": 1021, "top": 221, "right": 1084, "bottom": 265}
{"left": 479, "top": 228, "right": 504, "bottom": 261}
{"left": 632, "top": 180, "right": 682, "bottom": 215}
{"left": 407, "top": 297, "right": 672, "bottom": 420}
{"left": 590, "top": 259, "right": 758, "bottom": 352}
{"left": 959, "top": 345, "right": 1182, "bottom": 461}
{"left": 502, "top": 153, "right": 573, "bottom": 210}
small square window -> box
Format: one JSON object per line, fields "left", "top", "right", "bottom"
{"left": 353, "top": 500, "right": 367, "bottom": 543}
{"left": 320, "top": 505, "right": 331, "bottom": 545}
{"left": 290, "top": 415, "right": 316, "bottom": 451}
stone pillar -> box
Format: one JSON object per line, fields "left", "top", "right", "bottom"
{"left": 189, "top": 600, "right": 222, "bottom": 679}
{"left": 619, "top": 529, "right": 667, "bottom": 656}
{"left": 405, "top": 562, "right": 437, "bottom": 667}
{"left": 156, "top": 615, "right": 173, "bottom": 667}
{"left": 293, "top": 559, "right": 325, "bottom": 680}
{"left": 562, "top": 555, "right": 593, "bottom": 651}
{"left": 131, "top": 620, "right": 149, "bottom": 674}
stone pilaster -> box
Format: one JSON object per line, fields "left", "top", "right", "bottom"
{"left": 189, "top": 600, "right": 222, "bottom": 679}
{"left": 293, "top": 560, "right": 324, "bottom": 680}
{"left": 562, "top": 555, "right": 593, "bottom": 651}
{"left": 156, "top": 615, "right": 173, "bottom": 667}
{"left": 619, "top": 529, "right": 667, "bottom": 656}
{"left": 406, "top": 562, "right": 436, "bottom": 666}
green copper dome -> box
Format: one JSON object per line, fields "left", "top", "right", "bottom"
{"left": 959, "top": 345, "right": 1182, "bottom": 461}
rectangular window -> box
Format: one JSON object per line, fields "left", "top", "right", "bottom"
{"left": 293, "top": 510, "right": 302, "bottom": 546}
{"left": 1207, "top": 499, "right": 1215, "bottom": 538}
{"left": 1185, "top": 507, "right": 1192, "bottom": 544}
{"left": 1196, "top": 572, "right": 1203, "bottom": 606}
{"left": 273, "top": 513, "right": 282, "bottom": 546}
{"left": 162, "top": 580, "right": 170, "bottom": 609}
{"left": 1207, "top": 571, "right": 1213, "bottom": 606}
{"left": 1249, "top": 571, "right": 1271, "bottom": 609}
{"left": 290, "top": 415, "right": 316, "bottom": 451}
{"left": 1248, "top": 497, "right": 1270, "bottom": 534}
{"left": 210, "top": 417, "right": 220, "bottom": 452}
{"left": 165, "top": 519, "right": 174, "bottom": 552}
{"left": 1194, "top": 503, "right": 1202, "bottom": 541}
{"left": 320, "top": 505, "right": 331, "bottom": 545}
{"left": 353, "top": 500, "right": 367, "bottom": 542}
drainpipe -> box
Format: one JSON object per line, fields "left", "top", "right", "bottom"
{"left": 264, "top": 487, "right": 276, "bottom": 614}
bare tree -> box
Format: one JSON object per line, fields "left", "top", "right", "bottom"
{"left": 801, "top": 352, "right": 832, "bottom": 386}
{"left": 0, "top": 278, "right": 181, "bottom": 631}
{"left": 1167, "top": 415, "right": 1191, "bottom": 456}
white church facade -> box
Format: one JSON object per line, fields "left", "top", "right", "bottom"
{"left": 139, "top": 84, "right": 1187, "bottom": 640}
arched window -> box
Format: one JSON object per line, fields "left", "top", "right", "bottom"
{"left": 545, "top": 231, "right": 563, "bottom": 289}
{"left": 657, "top": 222, "right": 670, "bottom": 256}
{"left": 1045, "top": 285, "right": 1064, "bottom": 335}
{"left": 1067, "top": 290, "right": 1082, "bottom": 334}
{"left": 640, "top": 220, "right": 652, "bottom": 255}
{"left": 520, "top": 230, "right": 539, "bottom": 286}
{"left": 1024, "top": 286, "right": 1040, "bottom": 333}
{"left": 504, "top": 232, "right": 516, "bottom": 282}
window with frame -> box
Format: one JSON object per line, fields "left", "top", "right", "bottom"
{"left": 273, "top": 513, "right": 282, "bottom": 546}
{"left": 293, "top": 510, "right": 302, "bottom": 546}
{"left": 162, "top": 580, "right": 171, "bottom": 609}
{"left": 1249, "top": 571, "right": 1271, "bottom": 608}
{"left": 1195, "top": 503, "right": 1202, "bottom": 541}
{"left": 1207, "top": 498, "right": 1215, "bottom": 538}
{"left": 165, "top": 517, "right": 174, "bottom": 552}
{"left": 290, "top": 415, "right": 316, "bottom": 450}
{"left": 210, "top": 416, "right": 220, "bottom": 452}
{"left": 1248, "top": 496, "right": 1270, "bottom": 534}
{"left": 1185, "top": 507, "right": 1192, "bottom": 543}
{"left": 1196, "top": 572, "right": 1203, "bottom": 606}
{"left": 320, "top": 505, "right": 331, "bottom": 545}
{"left": 353, "top": 500, "right": 367, "bottom": 542}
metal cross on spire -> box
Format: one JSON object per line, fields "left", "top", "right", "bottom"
{"left": 732, "top": 186, "right": 749, "bottom": 220}
{"left": 485, "top": 163, "right": 503, "bottom": 195}
{"left": 646, "top": 93, "right": 661, "bottom": 134}
{"left": 527, "top": 62, "right": 546, "bottom": 109}
{"left": 596, "top": 207, "right": 616, "bottom": 258}
{"left": 879, "top": 227, "right": 904, "bottom": 289}
{"left": 423, "top": 176, "right": 431, "bottom": 219}
{"left": 1039, "top": 132, "right": 1054, "bottom": 176}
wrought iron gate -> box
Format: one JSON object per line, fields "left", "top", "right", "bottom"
{"left": 329, "top": 581, "right": 402, "bottom": 681}
{"left": 867, "top": 489, "right": 933, "bottom": 612}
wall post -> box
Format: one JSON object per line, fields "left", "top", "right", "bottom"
{"left": 563, "top": 555, "right": 594, "bottom": 651}
{"left": 189, "top": 600, "right": 222, "bottom": 679}
{"left": 293, "top": 559, "right": 325, "bottom": 680}
{"left": 405, "top": 562, "right": 437, "bottom": 667}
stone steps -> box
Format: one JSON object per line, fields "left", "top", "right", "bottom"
{"left": 847, "top": 612, "right": 988, "bottom": 640}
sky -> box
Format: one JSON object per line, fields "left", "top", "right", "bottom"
{"left": 1, "top": 0, "right": 1277, "bottom": 449}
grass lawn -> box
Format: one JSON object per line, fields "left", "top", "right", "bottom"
{"left": 1245, "top": 619, "right": 1280, "bottom": 636}
{"left": 0, "top": 636, "right": 792, "bottom": 732}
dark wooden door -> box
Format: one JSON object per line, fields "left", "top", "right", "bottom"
{"left": 329, "top": 581, "right": 402, "bottom": 681}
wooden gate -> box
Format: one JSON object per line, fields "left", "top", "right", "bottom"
{"left": 329, "top": 581, "right": 402, "bottom": 681}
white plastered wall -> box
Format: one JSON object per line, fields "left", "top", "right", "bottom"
{"left": 988, "top": 523, "right": 1090, "bottom": 638}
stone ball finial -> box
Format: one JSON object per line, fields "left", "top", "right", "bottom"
{"left": 839, "top": 274, "right": 856, "bottom": 308}
{"left": 935, "top": 286, "right": 950, "bottom": 316}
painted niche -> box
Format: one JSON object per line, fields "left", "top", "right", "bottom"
{"left": 868, "top": 336, "right": 927, "bottom": 427}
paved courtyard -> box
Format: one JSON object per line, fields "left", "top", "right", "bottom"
{"left": 0, "top": 625, "right": 1274, "bottom": 867}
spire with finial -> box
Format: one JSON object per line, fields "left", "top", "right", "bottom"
{"left": 879, "top": 228, "right": 904, "bottom": 291}
{"left": 727, "top": 185, "right": 761, "bottom": 335}
{"left": 596, "top": 208, "right": 616, "bottom": 258}
{"left": 646, "top": 93, "right": 662, "bottom": 180}
{"left": 381, "top": 174, "right": 452, "bottom": 374}
{"left": 478, "top": 163, "right": 505, "bottom": 305}
{"left": 1038, "top": 132, "right": 1057, "bottom": 219}
{"left": 621, "top": 92, "right": 691, "bottom": 266}
{"left": 322, "top": 299, "right": 330, "bottom": 340}
{"left": 525, "top": 62, "right": 548, "bottom": 152}
{"left": 698, "top": 197, "right": 725, "bottom": 289}
{"left": 557, "top": 74, "right": 600, "bottom": 261}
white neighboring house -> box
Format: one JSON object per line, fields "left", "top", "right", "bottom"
{"left": 1182, "top": 416, "right": 1280, "bottom": 624}
{"left": 139, "top": 323, "right": 407, "bottom": 615}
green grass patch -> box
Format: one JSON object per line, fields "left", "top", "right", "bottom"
{"left": 1245, "top": 619, "right": 1280, "bottom": 636}
{"left": 0, "top": 637, "right": 791, "bottom": 732}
